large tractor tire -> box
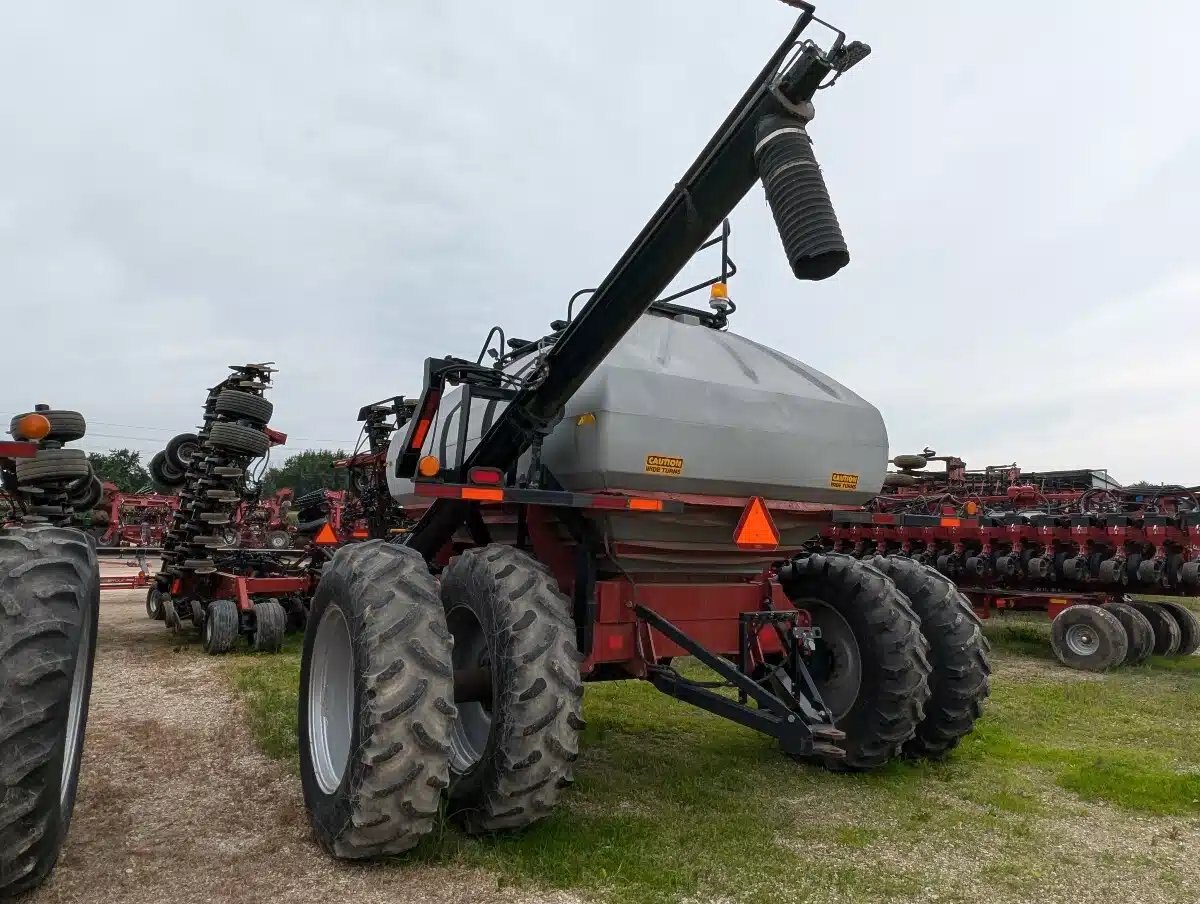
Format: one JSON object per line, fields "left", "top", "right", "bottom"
{"left": 299, "top": 541, "right": 454, "bottom": 859}
{"left": 0, "top": 525, "right": 99, "bottom": 897}
{"left": 870, "top": 556, "right": 990, "bottom": 758}
{"left": 779, "top": 552, "right": 930, "bottom": 770}
{"left": 439, "top": 544, "right": 583, "bottom": 834}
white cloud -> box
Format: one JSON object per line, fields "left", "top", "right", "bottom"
{"left": 2, "top": 0, "right": 1198, "bottom": 484}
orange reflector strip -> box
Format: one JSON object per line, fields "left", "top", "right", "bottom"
{"left": 410, "top": 418, "right": 433, "bottom": 450}
{"left": 462, "top": 487, "right": 504, "bottom": 502}
{"left": 314, "top": 523, "right": 339, "bottom": 545}
{"left": 733, "top": 496, "right": 779, "bottom": 550}
{"left": 628, "top": 498, "right": 663, "bottom": 512}
{"left": 351, "top": 530, "right": 369, "bottom": 539}
{"left": 940, "top": 517, "right": 961, "bottom": 528}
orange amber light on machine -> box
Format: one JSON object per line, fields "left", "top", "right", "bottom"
{"left": 14, "top": 413, "right": 51, "bottom": 441}
{"left": 417, "top": 455, "right": 440, "bottom": 478}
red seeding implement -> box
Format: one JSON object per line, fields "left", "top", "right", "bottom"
{"left": 817, "top": 450, "right": 1200, "bottom": 670}
{"left": 298, "top": 5, "right": 990, "bottom": 863}
{"left": 90, "top": 488, "right": 178, "bottom": 547}
{"left": 149, "top": 364, "right": 314, "bottom": 652}
{"left": 1, "top": 407, "right": 99, "bottom": 896}
{"left": 220, "top": 488, "right": 296, "bottom": 550}
{"left": 290, "top": 401, "right": 415, "bottom": 547}
{"left": 334, "top": 396, "right": 414, "bottom": 540}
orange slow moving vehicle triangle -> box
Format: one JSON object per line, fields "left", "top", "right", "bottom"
{"left": 733, "top": 496, "right": 780, "bottom": 550}
{"left": 314, "top": 522, "right": 338, "bottom": 545}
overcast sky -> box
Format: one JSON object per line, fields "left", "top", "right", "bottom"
{"left": 3, "top": 1, "right": 1198, "bottom": 485}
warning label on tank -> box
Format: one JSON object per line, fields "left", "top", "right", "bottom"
{"left": 645, "top": 454, "right": 684, "bottom": 477}
{"left": 830, "top": 472, "right": 859, "bottom": 490}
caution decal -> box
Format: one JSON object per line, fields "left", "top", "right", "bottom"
{"left": 645, "top": 454, "right": 684, "bottom": 477}
{"left": 830, "top": 472, "right": 859, "bottom": 490}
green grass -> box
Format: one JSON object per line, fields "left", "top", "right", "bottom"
{"left": 227, "top": 633, "right": 303, "bottom": 762}
{"left": 217, "top": 615, "right": 1200, "bottom": 903}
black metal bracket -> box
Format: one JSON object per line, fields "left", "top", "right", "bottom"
{"left": 634, "top": 603, "right": 843, "bottom": 758}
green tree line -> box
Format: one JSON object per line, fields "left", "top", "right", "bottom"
{"left": 87, "top": 448, "right": 350, "bottom": 497}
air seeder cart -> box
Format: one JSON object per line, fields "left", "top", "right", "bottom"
{"left": 1, "top": 407, "right": 100, "bottom": 896}
{"left": 298, "top": 4, "right": 990, "bottom": 861}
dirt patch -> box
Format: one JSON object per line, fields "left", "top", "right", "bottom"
{"left": 992, "top": 655, "right": 1105, "bottom": 683}
{"left": 29, "top": 592, "right": 580, "bottom": 904}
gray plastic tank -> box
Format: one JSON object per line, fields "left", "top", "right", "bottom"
{"left": 389, "top": 308, "right": 887, "bottom": 573}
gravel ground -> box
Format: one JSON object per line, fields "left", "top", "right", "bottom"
{"left": 27, "top": 587, "right": 578, "bottom": 904}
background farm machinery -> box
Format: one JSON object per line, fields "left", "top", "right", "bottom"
{"left": 290, "top": 397, "right": 414, "bottom": 545}
{"left": 818, "top": 450, "right": 1200, "bottom": 670}
{"left": 220, "top": 487, "right": 296, "bottom": 550}
{"left": 147, "top": 364, "right": 313, "bottom": 653}
{"left": 89, "top": 486, "right": 178, "bottom": 547}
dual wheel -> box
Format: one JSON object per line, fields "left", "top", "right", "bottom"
{"left": 299, "top": 544, "right": 991, "bottom": 860}
{"left": 1051, "top": 600, "right": 1200, "bottom": 671}
{"left": 300, "top": 541, "right": 582, "bottom": 858}
{"left": 780, "top": 553, "right": 991, "bottom": 767}
{"left": 144, "top": 587, "right": 285, "bottom": 654}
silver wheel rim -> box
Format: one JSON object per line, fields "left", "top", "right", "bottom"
{"left": 309, "top": 605, "right": 354, "bottom": 794}
{"left": 61, "top": 604, "right": 92, "bottom": 811}
{"left": 805, "top": 601, "right": 863, "bottom": 721}
{"left": 1066, "top": 623, "right": 1100, "bottom": 657}
{"left": 447, "top": 606, "right": 491, "bottom": 774}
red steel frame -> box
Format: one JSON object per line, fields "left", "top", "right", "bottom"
{"left": 409, "top": 480, "right": 849, "bottom": 680}
{"left": 964, "top": 588, "right": 1111, "bottom": 621}
{"left": 225, "top": 488, "right": 296, "bottom": 548}
{"left": 95, "top": 491, "right": 179, "bottom": 547}
{"left": 169, "top": 571, "right": 313, "bottom": 614}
